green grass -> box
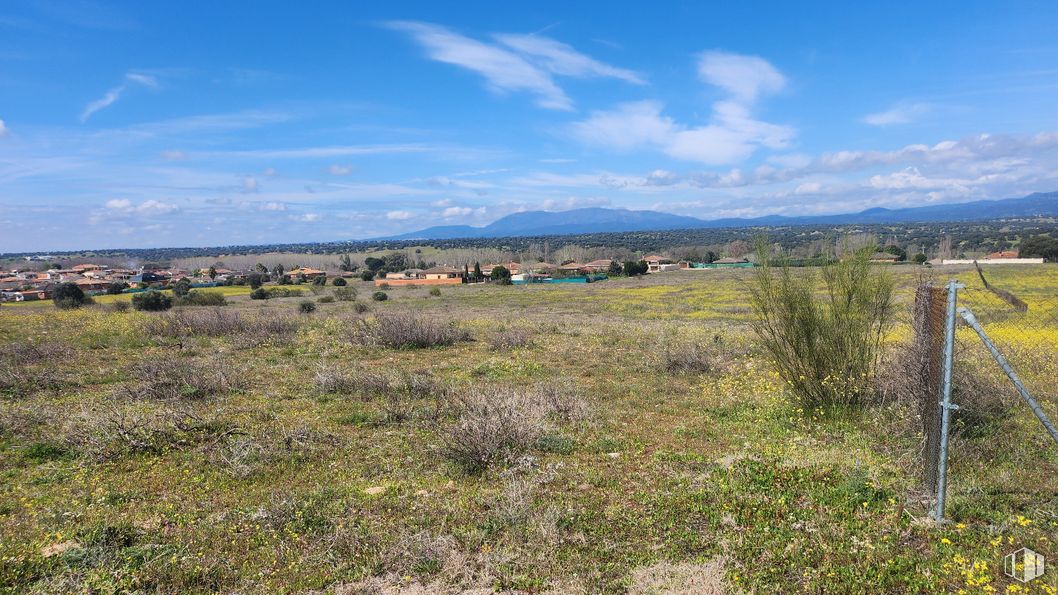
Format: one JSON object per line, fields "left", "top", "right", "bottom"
{"left": 0, "top": 267, "right": 1056, "bottom": 592}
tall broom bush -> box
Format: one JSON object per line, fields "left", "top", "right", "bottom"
{"left": 749, "top": 244, "right": 895, "bottom": 410}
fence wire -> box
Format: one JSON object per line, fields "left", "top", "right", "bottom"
{"left": 914, "top": 271, "right": 1058, "bottom": 518}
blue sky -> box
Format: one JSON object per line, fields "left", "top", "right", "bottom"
{"left": 3, "top": 1, "right": 1058, "bottom": 251}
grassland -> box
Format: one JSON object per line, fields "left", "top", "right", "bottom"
{"left": 1, "top": 266, "right": 1057, "bottom": 593}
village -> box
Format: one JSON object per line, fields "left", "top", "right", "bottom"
{"left": 2, "top": 246, "right": 1046, "bottom": 303}
{"left": 0, "top": 254, "right": 760, "bottom": 302}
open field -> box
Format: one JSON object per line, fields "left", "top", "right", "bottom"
{"left": 2, "top": 266, "right": 1057, "bottom": 592}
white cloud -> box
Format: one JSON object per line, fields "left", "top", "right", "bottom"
{"left": 242, "top": 176, "right": 258, "bottom": 193}
{"left": 863, "top": 102, "right": 933, "bottom": 126}
{"left": 386, "top": 210, "right": 413, "bottom": 220}
{"left": 80, "top": 87, "right": 124, "bottom": 122}
{"left": 389, "top": 22, "right": 641, "bottom": 110}
{"left": 570, "top": 101, "right": 676, "bottom": 149}
{"left": 263, "top": 167, "right": 278, "bottom": 177}
{"left": 260, "top": 201, "right": 286, "bottom": 211}
{"left": 124, "top": 72, "right": 158, "bottom": 88}
{"left": 79, "top": 71, "right": 159, "bottom": 122}
{"left": 570, "top": 52, "right": 792, "bottom": 165}
{"left": 160, "top": 150, "right": 186, "bottom": 161}
{"left": 494, "top": 33, "right": 645, "bottom": 84}
{"left": 292, "top": 213, "right": 320, "bottom": 222}
{"left": 442, "top": 206, "right": 474, "bottom": 218}
{"left": 104, "top": 198, "right": 178, "bottom": 216}
{"left": 431, "top": 198, "right": 454, "bottom": 207}
{"left": 697, "top": 51, "right": 786, "bottom": 102}
{"left": 327, "top": 164, "right": 352, "bottom": 176}
{"left": 0, "top": 119, "right": 8, "bottom": 138}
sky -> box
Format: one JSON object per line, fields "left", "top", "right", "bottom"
{"left": 3, "top": 1, "right": 1058, "bottom": 252}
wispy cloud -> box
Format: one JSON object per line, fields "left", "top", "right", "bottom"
{"left": 327, "top": 164, "right": 352, "bottom": 176}
{"left": 863, "top": 102, "right": 933, "bottom": 126}
{"left": 494, "top": 33, "right": 645, "bottom": 84}
{"left": 104, "top": 198, "right": 178, "bottom": 216}
{"left": 387, "top": 21, "right": 641, "bottom": 110}
{"left": 80, "top": 71, "right": 159, "bottom": 122}
{"left": 0, "top": 119, "right": 8, "bottom": 138}
{"left": 571, "top": 51, "right": 792, "bottom": 165}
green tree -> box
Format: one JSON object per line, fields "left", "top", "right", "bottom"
{"left": 1020, "top": 235, "right": 1058, "bottom": 261}
{"left": 473, "top": 262, "right": 483, "bottom": 281}
{"left": 490, "top": 265, "right": 511, "bottom": 281}
{"left": 208, "top": 266, "right": 217, "bottom": 281}
{"left": 247, "top": 272, "right": 266, "bottom": 289}
{"left": 172, "top": 278, "right": 192, "bottom": 298}
{"left": 912, "top": 253, "right": 928, "bottom": 264}
{"left": 132, "top": 290, "right": 172, "bottom": 312}
{"left": 255, "top": 263, "right": 268, "bottom": 274}
{"left": 271, "top": 264, "right": 285, "bottom": 280}
{"left": 53, "top": 282, "right": 89, "bottom": 309}
{"left": 332, "top": 276, "right": 347, "bottom": 286}
{"left": 105, "top": 281, "right": 128, "bottom": 295}
{"left": 607, "top": 260, "right": 623, "bottom": 276}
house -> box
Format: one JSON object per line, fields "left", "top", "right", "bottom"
{"left": 74, "top": 278, "right": 110, "bottom": 292}
{"left": 288, "top": 267, "right": 327, "bottom": 280}
{"left": 558, "top": 262, "right": 586, "bottom": 273}
{"left": 71, "top": 263, "right": 103, "bottom": 273}
{"left": 583, "top": 259, "right": 614, "bottom": 272}
{"left": 987, "top": 250, "right": 1019, "bottom": 259}
{"left": 643, "top": 255, "right": 675, "bottom": 272}
{"left": 385, "top": 269, "right": 426, "bottom": 280}
{"left": 376, "top": 266, "right": 464, "bottom": 287}
{"left": 424, "top": 266, "right": 465, "bottom": 280}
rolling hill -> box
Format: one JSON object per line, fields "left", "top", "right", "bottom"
{"left": 382, "top": 191, "right": 1058, "bottom": 240}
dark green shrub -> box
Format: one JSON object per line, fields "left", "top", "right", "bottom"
{"left": 250, "top": 288, "right": 270, "bottom": 300}
{"left": 53, "top": 282, "right": 90, "bottom": 309}
{"left": 332, "top": 277, "right": 347, "bottom": 287}
{"left": 106, "top": 281, "right": 128, "bottom": 295}
{"left": 172, "top": 279, "right": 192, "bottom": 298}
{"left": 353, "top": 301, "right": 370, "bottom": 314}
{"left": 428, "top": 287, "right": 441, "bottom": 297}
{"left": 132, "top": 290, "right": 173, "bottom": 312}
{"left": 334, "top": 287, "right": 357, "bottom": 301}
{"left": 360, "top": 270, "right": 375, "bottom": 281}
{"left": 175, "top": 290, "right": 226, "bottom": 307}
{"left": 299, "top": 301, "right": 317, "bottom": 314}
{"left": 318, "top": 296, "right": 334, "bottom": 304}
{"left": 247, "top": 272, "right": 266, "bottom": 289}
{"left": 490, "top": 266, "right": 510, "bottom": 281}
{"left": 372, "top": 291, "right": 388, "bottom": 302}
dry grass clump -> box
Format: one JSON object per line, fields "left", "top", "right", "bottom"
{"left": 315, "top": 365, "right": 452, "bottom": 424}
{"left": 351, "top": 312, "right": 469, "bottom": 349}
{"left": 0, "top": 340, "right": 74, "bottom": 397}
{"left": 62, "top": 403, "right": 232, "bottom": 461}
{"left": 214, "top": 425, "right": 340, "bottom": 478}
{"left": 486, "top": 328, "right": 533, "bottom": 350}
{"left": 656, "top": 333, "right": 715, "bottom": 374}
{"left": 443, "top": 383, "right": 588, "bottom": 474}
{"left": 628, "top": 558, "right": 732, "bottom": 595}
{"left": 115, "top": 358, "right": 244, "bottom": 401}
{"left": 143, "top": 308, "right": 300, "bottom": 348}
{"left": 146, "top": 308, "right": 247, "bottom": 337}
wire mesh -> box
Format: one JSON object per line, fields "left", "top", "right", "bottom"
{"left": 950, "top": 267, "right": 1058, "bottom": 454}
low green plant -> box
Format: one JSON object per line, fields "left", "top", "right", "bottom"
{"left": 428, "top": 287, "right": 441, "bottom": 297}
{"left": 299, "top": 301, "right": 317, "bottom": 314}
{"left": 372, "top": 291, "right": 388, "bottom": 302}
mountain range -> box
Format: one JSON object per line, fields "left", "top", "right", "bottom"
{"left": 381, "top": 191, "right": 1058, "bottom": 240}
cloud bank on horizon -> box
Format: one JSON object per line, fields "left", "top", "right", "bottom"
{"left": 2, "top": 2, "right": 1058, "bottom": 251}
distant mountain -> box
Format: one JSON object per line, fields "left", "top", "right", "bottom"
{"left": 381, "top": 191, "right": 1058, "bottom": 240}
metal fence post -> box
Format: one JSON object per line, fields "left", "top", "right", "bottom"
{"left": 933, "top": 279, "right": 962, "bottom": 522}
{"left": 958, "top": 307, "right": 1058, "bottom": 448}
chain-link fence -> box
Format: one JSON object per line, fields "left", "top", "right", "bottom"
{"left": 917, "top": 267, "right": 1058, "bottom": 521}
